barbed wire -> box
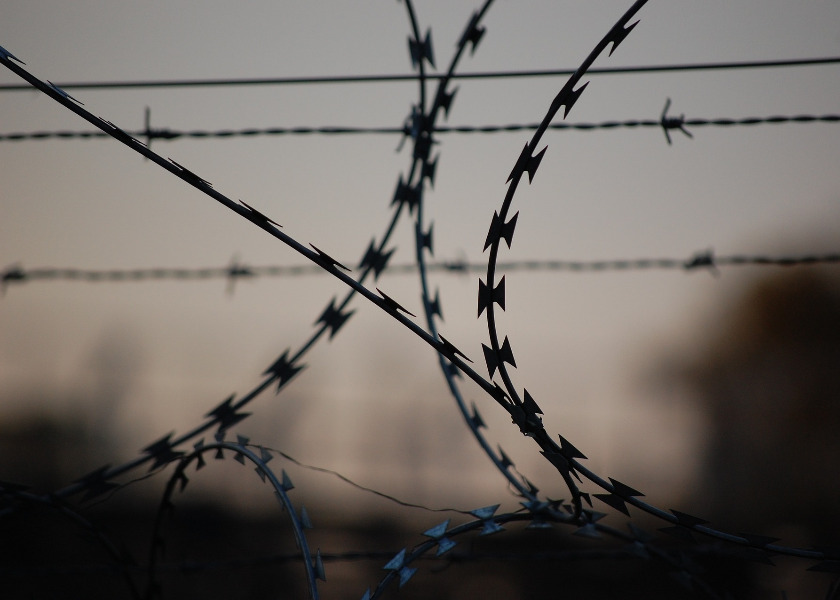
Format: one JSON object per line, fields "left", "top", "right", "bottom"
{"left": 4, "top": 251, "right": 839, "bottom": 292}
{"left": 3, "top": 2, "right": 840, "bottom": 596}
{"left": 2, "top": 110, "right": 838, "bottom": 144}
{"left": 1, "top": 55, "right": 838, "bottom": 93}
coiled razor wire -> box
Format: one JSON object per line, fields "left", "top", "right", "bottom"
{"left": 146, "top": 435, "right": 323, "bottom": 599}
{"left": 3, "top": 2, "right": 840, "bottom": 598}
{"left": 476, "top": 0, "right": 840, "bottom": 585}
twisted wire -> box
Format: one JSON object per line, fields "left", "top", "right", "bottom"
{"left": 4, "top": 252, "right": 839, "bottom": 290}
{"left": 2, "top": 112, "right": 837, "bottom": 142}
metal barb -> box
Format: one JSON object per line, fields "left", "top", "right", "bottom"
{"left": 660, "top": 98, "right": 693, "bottom": 144}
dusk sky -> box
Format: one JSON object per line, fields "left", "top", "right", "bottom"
{"left": 2, "top": 1, "right": 839, "bottom": 515}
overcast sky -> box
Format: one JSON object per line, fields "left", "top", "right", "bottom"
{"left": 2, "top": 1, "right": 839, "bottom": 513}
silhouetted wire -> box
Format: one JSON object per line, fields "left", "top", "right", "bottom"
{"left": 2, "top": 113, "right": 839, "bottom": 142}
{"left": 4, "top": 252, "right": 840, "bottom": 290}
{"left": 1, "top": 56, "right": 839, "bottom": 92}
{"left": 253, "top": 445, "right": 474, "bottom": 515}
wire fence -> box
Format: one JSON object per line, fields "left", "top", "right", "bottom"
{"left": 4, "top": 251, "right": 840, "bottom": 293}
{"left": 2, "top": 2, "right": 840, "bottom": 599}
{"left": 2, "top": 111, "right": 838, "bottom": 144}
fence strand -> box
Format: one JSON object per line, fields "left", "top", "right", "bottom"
{"left": 4, "top": 251, "right": 839, "bottom": 291}
{"left": 2, "top": 55, "right": 838, "bottom": 92}
{"left": 2, "top": 111, "right": 838, "bottom": 143}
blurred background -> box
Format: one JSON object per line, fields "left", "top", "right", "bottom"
{"left": 2, "top": 1, "right": 840, "bottom": 597}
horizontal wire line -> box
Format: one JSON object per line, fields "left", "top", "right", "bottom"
{"left": 1, "top": 56, "right": 839, "bottom": 92}
{"left": 4, "top": 253, "right": 840, "bottom": 288}
{"left": 2, "top": 113, "right": 838, "bottom": 142}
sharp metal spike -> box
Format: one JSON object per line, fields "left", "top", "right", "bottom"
{"left": 46, "top": 80, "right": 83, "bottom": 105}
{"left": 360, "top": 241, "right": 395, "bottom": 280}
{"left": 206, "top": 395, "right": 250, "bottom": 432}
{"left": 408, "top": 28, "right": 435, "bottom": 69}
{"left": 522, "top": 389, "right": 541, "bottom": 415}
{"left": 313, "top": 549, "right": 326, "bottom": 581}
{"left": 281, "top": 470, "right": 294, "bottom": 492}
{"left": 421, "top": 154, "right": 438, "bottom": 187}
{"left": 0, "top": 45, "right": 25, "bottom": 65}
{"left": 524, "top": 145, "right": 547, "bottom": 183}
{"left": 593, "top": 493, "right": 630, "bottom": 516}
{"left": 259, "top": 447, "right": 273, "bottom": 463}
{"left": 423, "top": 520, "right": 450, "bottom": 539}
{"left": 398, "top": 566, "right": 417, "bottom": 587}
{"left": 73, "top": 465, "right": 118, "bottom": 502}
{"left": 470, "top": 403, "right": 486, "bottom": 429}
{"left": 436, "top": 537, "right": 456, "bottom": 555}
{"left": 315, "top": 298, "right": 355, "bottom": 339}
{"left": 439, "top": 86, "right": 458, "bottom": 118}
{"left": 541, "top": 450, "right": 571, "bottom": 477}
{"left": 383, "top": 548, "right": 406, "bottom": 571}
{"left": 552, "top": 81, "right": 589, "bottom": 119}
{"left": 458, "top": 12, "right": 486, "bottom": 54}
{"left": 609, "top": 477, "right": 643, "bottom": 498}
{"left": 376, "top": 288, "right": 416, "bottom": 317}
{"left": 470, "top": 504, "right": 500, "bottom": 520}
{"left": 391, "top": 175, "right": 420, "bottom": 214}
{"left": 142, "top": 433, "right": 184, "bottom": 470}
{"left": 168, "top": 158, "right": 211, "bottom": 188}
{"left": 238, "top": 200, "right": 281, "bottom": 227}
{"left": 427, "top": 288, "right": 443, "bottom": 320}
{"left": 480, "top": 520, "right": 504, "bottom": 536}
{"left": 607, "top": 20, "right": 640, "bottom": 56}
{"left": 437, "top": 334, "right": 472, "bottom": 363}
{"left": 558, "top": 435, "right": 588, "bottom": 460}
{"left": 484, "top": 210, "right": 519, "bottom": 251}
{"left": 421, "top": 223, "right": 434, "bottom": 255}
{"left": 497, "top": 445, "right": 514, "bottom": 469}
{"left": 670, "top": 509, "right": 708, "bottom": 528}
{"left": 263, "top": 350, "right": 304, "bottom": 392}
{"left": 477, "top": 276, "right": 505, "bottom": 317}
{"left": 309, "top": 244, "right": 351, "bottom": 272}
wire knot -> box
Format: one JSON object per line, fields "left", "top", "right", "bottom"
{"left": 660, "top": 98, "right": 693, "bottom": 145}
{"left": 684, "top": 249, "right": 718, "bottom": 276}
